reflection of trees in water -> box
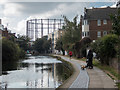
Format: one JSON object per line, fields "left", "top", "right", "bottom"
{"left": 2, "top": 61, "right": 18, "bottom": 71}
{"left": 2, "top": 57, "right": 72, "bottom": 88}
{"left": 56, "top": 62, "right": 73, "bottom": 82}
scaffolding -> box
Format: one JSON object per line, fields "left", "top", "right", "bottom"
{"left": 26, "top": 19, "right": 64, "bottom": 40}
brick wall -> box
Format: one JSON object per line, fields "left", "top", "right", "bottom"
{"left": 89, "top": 20, "right": 112, "bottom": 40}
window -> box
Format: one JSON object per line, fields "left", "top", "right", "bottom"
{"left": 97, "top": 31, "right": 101, "bottom": 37}
{"left": 84, "top": 20, "right": 88, "bottom": 25}
{"left": 85, "top": 32, "right": 87, "bottom": 36}
{"left": 82, "top": 32, "right": 84, "bottom": 36}
{"left": 103, "top": 31, "right": 107, "bottom": 36}
{"left": 103, "top": 20, "right": 107, "bottom": 24}
{"left": 97, "top": 20, "right": 101, "bottom": 26}
{"left": 87, "top": 32, "right": 89, "bottom": 36}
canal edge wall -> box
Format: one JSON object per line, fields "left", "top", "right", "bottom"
{"left": 50, "top": 55, "right": 80, "bottom": 89}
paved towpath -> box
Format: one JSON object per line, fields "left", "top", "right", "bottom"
{"left": 55, "top": 55, "right": 117, "bottom": 89}
{"left": 61, "top": 56, "right": 89, "bottom": 88}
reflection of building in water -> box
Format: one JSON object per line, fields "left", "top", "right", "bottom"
{"left": 54, "top": 63, "right": 56, "bottom": 88}
{"left": 25, "top": 63, "right": 39, "bottom": 88}
{"left": 48, "top": 70, "right": 50, "bottom": 87}
{"left": 41, "top": 63, "right": 43, "bottom": 87}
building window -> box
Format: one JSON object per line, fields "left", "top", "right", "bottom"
{"left": 84, "top": 20, "right": 88, "bottom": 25}
{"left": 97, "top": 20, "right": 101, "bottom": 26}
{"left": 103, "top": 31, "right": 107, "bottom": 36}
{"left": 85, "top": 32, "right": 87, "bottom": 36}
{"left": 82, "top": 32, "right": 84, "bottom": 36}
{"left": 97, "top": 31, "right": 101, "bottom": 37}
{"left": 87, "top": 32, "right": 89, "bottom": 36}
{"left": 82, "top": 32, "right": 89, "bottom": 37}
{"left": 103, "top": 20, "right": 107, "bottom": 24}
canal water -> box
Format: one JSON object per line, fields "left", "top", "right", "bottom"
{"left": 0, "top": 55, "right": 72, "bottom": 89}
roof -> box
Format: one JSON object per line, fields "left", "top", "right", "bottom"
{"left": 84, "top": 7, "right": 117, "bottom": 20}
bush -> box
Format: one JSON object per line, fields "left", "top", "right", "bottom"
{"left": 74, "top": 37, "right": 92, "bottom": 58}
{"left": 91, "top": 34, "right": 119, "bottom": 65}
{"left": 2, "top": 38, "right": 25, "bottom": 71}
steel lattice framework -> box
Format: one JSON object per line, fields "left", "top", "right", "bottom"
{"left": 26, "top": 19, "right": 64, "bottom": 40}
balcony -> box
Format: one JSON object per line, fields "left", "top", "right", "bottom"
{"left": 82, "top": 25, "right": 89, "bottom": 32}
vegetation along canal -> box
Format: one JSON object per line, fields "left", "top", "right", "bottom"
{"left": 0, "top": 55, "right": 73, "bottom": 89}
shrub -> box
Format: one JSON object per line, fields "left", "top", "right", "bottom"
{"left": 91, "top": 34, "right": 119, "bottom": 65}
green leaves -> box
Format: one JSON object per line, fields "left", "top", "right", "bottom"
{"left": 2, "top": 38, "right": 25, "bottom": 71}
{"left": 110, "top": 8, "right": 120, "bottom": 36}
{"left": 34, "top": 37, "right": 51, "bottom": 53}
{"left": 17, "top": 36, "right": 30, "bottom": 51}
{"left": 91, "top": 34, "right": 119, "bottom": 65}
{"left": 62, "top": 15, "right": 81, "bottom": 51}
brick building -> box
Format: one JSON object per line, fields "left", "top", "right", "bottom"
{"left": 81, "top": 7, "right": 117, "bottom": 40}
{"left": 0, "top": 19, "right": 16, "bottom": 39}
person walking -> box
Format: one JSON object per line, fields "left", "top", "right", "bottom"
{"left": 69, "top": 51, "right": 72, "bottom": 60}
{"left": 85, "top": 49, "right": 93, "bottom": 69}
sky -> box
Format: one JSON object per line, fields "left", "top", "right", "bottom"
{"left": 0, "top": 0, "right": 117, "bottom": 36}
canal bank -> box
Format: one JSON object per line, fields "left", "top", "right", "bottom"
{"left": 53, "top": 55, "right": 117, "bottom": 89}
{"left": 52, "top": 55, "right": 89, "bottom": 89}
{"left": 51, "top": 55, "right": 79, "bottom": 88}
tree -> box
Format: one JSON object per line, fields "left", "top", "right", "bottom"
{"left": 110, "top": 8, "right": 120, "bottom": 64}
{"left": 62, "top": 15, "right": 81, "bottom": 51}
{"left": 34, "top": 37, "right": 51, "bottom": 54}
{"left": 17, "top": 35, "right": 30, "bottom": 51}
{"left": 74, "top": 37, "right": 92, "bottom": 58}
{"left": 110, "top": 8, "right": 120, "bottom": 36}
{"left": 91, "top": 34, "right": 119, "bottom": 65}
{"left": 55, "top": 38, "right": 65, "bottom": 55}
{"left": 2, "top": 38, "right": 24, "bottom": 71}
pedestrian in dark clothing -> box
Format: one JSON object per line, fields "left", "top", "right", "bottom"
{"left": 69, "top": 51, "right": 72, "bottom": 60}
{"left": 86, "top": 49, "right": 93, "bottom": 69}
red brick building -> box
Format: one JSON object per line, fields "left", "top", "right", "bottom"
{"left": 0, "top": 19, "right": 16, "bottom": 39}
{"left": 81, "top": 7, "right": 117, "bottom": 41}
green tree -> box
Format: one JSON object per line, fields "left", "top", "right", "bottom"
{"left": 74, "top": 37, "right": 92, "bottom": 58}
{"left": 34, "top": 37, "right": 51, "bottom": 54}
{"left": 110, "top": 8, "right": 120, "bottom": 64}
{"left": 91, "top": 34, "right": 119, "bottom": 65}
{"left": 55, "top": 38, "right": 65, "bottom": 55}
{"left": 110, "top": 8, "right": 120, "bottom": 36}
{"left": 17, "top": 35, "right": 30, "bottom": 51}
{"left": 2, "top": 38, "right": 23, "bottom": 71}
{"left": 62, "top": 15, "right": 81, "bottom": 51}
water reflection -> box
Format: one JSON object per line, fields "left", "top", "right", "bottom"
{"left": 0, "top": 56, "right": 72, "bottom": 89}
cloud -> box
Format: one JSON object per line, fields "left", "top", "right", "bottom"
{"left": 0, "top": 0, "right": 116, "bottom": 3}
{"left": 3, "top": 3, "right": 24, "bottom": 16}
{"left": 1, "top": 2, "right": 115, "bottom": 36}
{"left": 1, "top": 17, "right": 12, "bottom": 27}
{"left": 16, "top": 19, "right": 26, "bottom": 35}
{"left": 27, "top": 3, "right": 88, "bottom": 20}
{"left": 111, "top": 4, "right": 116, "bottom": 7}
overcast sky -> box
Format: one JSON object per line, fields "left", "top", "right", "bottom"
{"left": 0, "top": 0, "right": 117, "bottom": 36}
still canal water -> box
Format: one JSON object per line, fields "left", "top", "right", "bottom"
{"left": 0, "top": 55, "right": 72, "bottom": 89}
